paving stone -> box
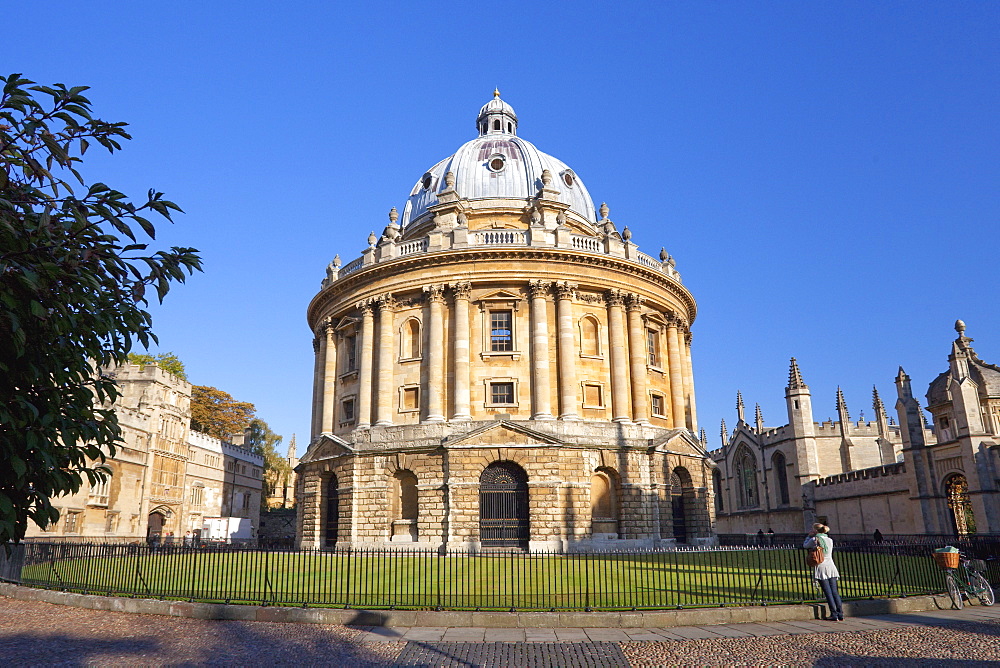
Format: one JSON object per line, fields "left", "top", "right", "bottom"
{"left": 663, "top": 626, "right": 724, "bottom": 639}
{"left": 393, "top": 642, "right": 630, "bottom": 667}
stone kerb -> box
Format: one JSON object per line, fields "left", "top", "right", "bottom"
{"left": 0, "top": 582, "right": 954, "bottom": 628}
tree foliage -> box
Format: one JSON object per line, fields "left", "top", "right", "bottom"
{"left": 245, "top": 418, "right": 290, "bottom": 509}
{"left": 0, "top": 74, "right": 201, "bottom": 545}
{"left": 190, "top": 385, "right": 255, "bottom": 440}
{"left": 126, "top": 351, "right": 187, "bottom": 380}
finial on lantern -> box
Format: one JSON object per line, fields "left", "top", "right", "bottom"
{"left": 599, "top": 202, "right": 609, "bottom": 220}
{"left": 493, "top": 88, "right": 501, "bottom": 98}
{"left": 388, "top": 207, "right": 398, "bottom": 224}
{"left": 368, "top": 231, "right": 377, "bottom": 247}
{"left": 622, "top": 226, "right": 632, "bottom": 241}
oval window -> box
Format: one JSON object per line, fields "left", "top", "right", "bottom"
{"left": 563, "top": 172, "right": 575, "bottom": 187}
{"left": 488, "top": 155, "right": 506, "bottom": 172}
{"left": 422, "top": 173, "right": 433, "bottom": 190}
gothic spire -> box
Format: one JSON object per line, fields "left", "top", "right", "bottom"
{"left": 836, "top": 386, "right": 850, "bottom": 423}
{"left": 755, "top": 403, "right": 764, "bottom": 433}
{"left": 720, "top": 418, "right": 728, "bottom": 447}
{"left": 787, "top": 357, "right": 807, "bottom": 390}
{"left": 736, "top": 391, "right": 745, "bottom": 423}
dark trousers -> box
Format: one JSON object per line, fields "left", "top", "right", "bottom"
{"left": 818, "top": 577, "right": 844, "bottom": 619}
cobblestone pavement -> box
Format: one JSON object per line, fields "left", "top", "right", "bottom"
{"left": 2, "top": 596, "right": 999, "bottom": 666}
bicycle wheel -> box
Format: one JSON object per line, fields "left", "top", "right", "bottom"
{"left": 945, "top": 571, "right": 964, "bottom": 609}
{"left": 970, "top": 572, "right": 995, "bottom": 606}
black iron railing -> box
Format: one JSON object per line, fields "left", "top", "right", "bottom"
{"left": 1, "top": 537, "right": 996, "bottom": 611}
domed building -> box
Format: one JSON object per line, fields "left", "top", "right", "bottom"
{"left": 295, "top": 92, "right": 715, "bottom": 551}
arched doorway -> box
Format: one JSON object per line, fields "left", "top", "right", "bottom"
{"left": 146, "top": 510, "right": 165, "bottom": 540}
{"left": 324, "top": 475, "right": 339, "bottom": 548}
{"left": 670, "top": 468, "right": 693, "bottom": 544}
{"left": 479, "top": 462, "right": 529, "bottom": 548}
{"left": 945, "top": 474, "right": 976, "bottom": 536}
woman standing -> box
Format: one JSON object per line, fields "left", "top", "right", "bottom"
{"left": 804, "top": 523, "right": 844, "bottom": 621}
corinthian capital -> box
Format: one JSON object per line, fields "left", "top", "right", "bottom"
{"left": 374, "top": 293, "right": 397, "bottom": 311}
{"left": 450, "top": 281, "right": 472, "bottom": 300}
{"left": 554, "top": 281, "right": 578, "bottom": 300}
{"left": 527, "top": 279, "right": 552, "bottom": 299}
{"left": 603, "top": 288, "right": 625, "bottom": 308}
{"left": 422, "top": 284, "right": 446, "bottom": 303}
{"left": 624, "top": 293, "right": 644, "bottom": 311}
{"left": 356, "top": 298, "right": 374, "bottom": 316}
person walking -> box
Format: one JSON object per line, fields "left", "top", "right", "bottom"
{"left": 804, "top": 523, "right": 844, "bottom": 621}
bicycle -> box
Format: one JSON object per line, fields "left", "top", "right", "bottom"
{"left": 935, "top": 551, "right": 995, "bottom": 609}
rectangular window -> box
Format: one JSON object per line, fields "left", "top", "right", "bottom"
{"left": 242, "top": 492, "right": 251, "bottom": 511}
{"left": 64, "top": 511, "right": 80, "bottom": 534}
{"left": 647, "top": 329, "right": 660, "bottom": 366}
{"left": 345, "top": 335, "right": 357, "bottom": 372}
{"left": 190, "top": 485, "right": 204, "bottom": 507}
{"left": 105, "top": 513, "right": 119, "bottom": 534}
{"left": 490, "top": 310, "right": 513, "bottom": 352}
{"left": 342, "top": 397, "right": 356, "bottom": 422}
{"left": 583, "top": 383, "right": 604, "bottom": 408}
{"left": 402, "top": 386, "right": 420, "bottom": 411}
{"left": 651, "top": 394, "right": 665, "bottom": 417}
{"left": 490, "top": 382, "right": 515, "bottom": 405}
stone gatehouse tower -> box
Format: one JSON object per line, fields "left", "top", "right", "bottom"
{"left": 296, "top": 92, "right": 714, "bottom": 551}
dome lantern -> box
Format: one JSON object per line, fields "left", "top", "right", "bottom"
{"left": 477, "top": 89, "right": 518, "bottom": 136}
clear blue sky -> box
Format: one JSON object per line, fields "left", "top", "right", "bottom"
{"left": 13, "top": 2, "right": 999, "bottom": 450}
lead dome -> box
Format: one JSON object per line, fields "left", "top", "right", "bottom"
{"left": 401, "top": 91, "right": 598, "bottom": 228}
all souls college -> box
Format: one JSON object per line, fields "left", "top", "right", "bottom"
{"left": 32, "top": 93, "right": 1000, "bottom": 546}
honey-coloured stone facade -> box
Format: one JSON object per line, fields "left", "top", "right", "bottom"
{"left": 296, "top": 93, "right": 714, "bottom": 551}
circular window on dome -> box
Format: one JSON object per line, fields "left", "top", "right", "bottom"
{"left": 422, "top": 173, "right": 434, "bottom": 190}
{"left": 487, "top": 154, "right": 506, "bottom": 172}
{"left": 562, "top": 171, "right": 575, "bottom": 187}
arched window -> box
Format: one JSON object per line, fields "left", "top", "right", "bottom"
{"left": 391, "top": 470, "right": 418, "bottom": 541}
{"left": 400, "top": 318, "right": 421, "bottom": 359}
{"left": 590, "top": 468, "right": 619, "bottom": 537}
{"left": 735, "top": 448, "right": 759, "bottom": 509}
{"left": 324, "top": 475, "right": 339, "bottom": 548}
{"left": 507, "top": 122, "right": 512, "bottom": 133}
{"left": 580, "top": 316, "right": 600, "bottom": 356}
{"left": 712, "top": 469, "right": 724, "bottom": 512}
{"left": 493, "top": 119, "right": 501, "bottom": 131}
{"left": 772, "top": 452, "right": 789, "bottom": 506}
{"left": 944, "top": 474, "right": 976, "bottom": 536}
{"left": 479, "top": 461, "right": 529, "bottom": 548}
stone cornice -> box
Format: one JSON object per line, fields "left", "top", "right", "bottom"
{"left": 309, "top": 248, "right": 697, "bottom": 326}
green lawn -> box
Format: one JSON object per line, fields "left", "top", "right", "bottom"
{"left": 19, "top": 548, "right": 946, "bottom": 611}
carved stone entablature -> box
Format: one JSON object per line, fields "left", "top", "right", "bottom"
{"left": 422, "top": 284, "right": 446, "bottom": 303}
{"left": 527, "top": 279, "right": 552, "bottom": 299}
{"left": 554, "top": 281, "right": 578, "bottom": 300}
{"left": 450, "top": 281, "right": 472, "bottom": 300}
{"left": 603, "top": 288, "right": 625, "bottom": 308}
{"left": 625, "top": 293, "right": 644, "bottom": 312}
{"left": 577, "top": 292, "right": 604, "bottom": 304}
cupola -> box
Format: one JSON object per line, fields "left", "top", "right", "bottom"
{"left": 477, "top": 88, "right": 518, "bottom": 136}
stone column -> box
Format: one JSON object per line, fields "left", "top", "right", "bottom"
{"left": 451, "top": 282, "right": 472, "bottom": 420}
{"left": 528, "top": 280, "right": 553, "bottom": 420}
{"left": 605, "top": 289, "right": 631, "bottom": 423}
{"left": 375, "top": 295, "right": 396, "bottom": 427}
{"left": 666, "top": 315, "right": 686, "bottom": 430}
{"left": 310, "top": 333, "right": 323, "bottom": 439}
{"left": 684, "top": 329, "right": 697, "bottom": 432}
{"left": 423, "top": 284, "right": 446, "bottom": 423}
{"left": 321, "top": 320, "right": 337, "bottom": 432}
{"left": 626, "top": 294, "right": 649, "bottom": 425}
{"left": 555, "top": 281, "right": 579, "bottom": 420}
{"left": 357, "top": 300, "right": 375, "bottom": 429}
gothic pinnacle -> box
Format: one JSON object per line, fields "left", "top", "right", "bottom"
{"left": 787, "top": 357, "right": 806, "bottom": 389}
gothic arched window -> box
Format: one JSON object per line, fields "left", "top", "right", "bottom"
{"left": 735, "top": 447, "right": 759, "bottom": 509}
{"left": 712, "top": 469, "right": 724, "bottom": 512}
{"left": 772, "top": 452, "right": 790, "bottom": 506}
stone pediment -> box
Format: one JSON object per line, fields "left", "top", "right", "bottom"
{"left": 649, "top": 428, "right": 707, "bottom": 456}
{"left": 445, "top": 420, "right": 565, "bottom": 448}
{"left": 299, "top": 434, "right": 353, "bottom": 464}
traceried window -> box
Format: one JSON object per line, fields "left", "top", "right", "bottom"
{"left": 190, "top": 484, "right": 204, "bottom": 507}
{"left": 490, "top": 310, "right": 513, "bottom": 352}
{"left": 64, "top": 511, "right": 81, "bottom": 533}
{"left": 735, "top": 448, "right": 759, "bottom": 509}
{"left": 772, "top": 452, "right": 790, "bottom": 506}
{"left": 712, "top": 469, "right": 724, "bottom": 512}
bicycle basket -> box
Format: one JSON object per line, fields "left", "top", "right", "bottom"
{"left": 933, "top": 552, "right": 960, "bottom": 569}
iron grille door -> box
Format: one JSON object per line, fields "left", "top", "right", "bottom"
{"left": 480, "top": 463, "right": 529, "bottom": 548}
